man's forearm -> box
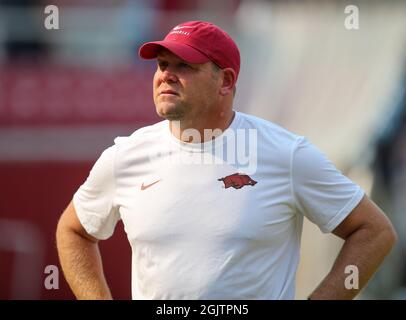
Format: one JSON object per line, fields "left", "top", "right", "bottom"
{"left": 308, "top": 225, "right": 396, "bottom": 300}
{"left": 56, "top": 227, "right": 112, "bottom": 300}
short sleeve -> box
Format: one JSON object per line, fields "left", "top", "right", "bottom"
{"left": 291, "top": 137, "right": 365, "bottom": 233}
{"left": 73, "top": 145, "right": 120, "bottom": 240}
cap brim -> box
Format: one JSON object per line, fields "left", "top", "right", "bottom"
{"left": 139, "top": 41, "right": 210, "bottom": 64}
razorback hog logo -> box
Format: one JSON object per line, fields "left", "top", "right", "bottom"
{"left": 218, "top": 173, "right": 257, "bottom": 189}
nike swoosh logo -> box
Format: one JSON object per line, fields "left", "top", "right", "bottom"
{"left": 173, "top": 25, "right": 196, "bottom": 30}
{"left": 140, "top": 179, "right": 161, "bottom": 190}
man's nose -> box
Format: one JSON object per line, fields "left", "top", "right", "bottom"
{"left": 160, "top": 69, "right": 178, "bottom": 83}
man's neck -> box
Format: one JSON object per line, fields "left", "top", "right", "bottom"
{"left": 169, "top": 109, "right": 235, "bottom": 143}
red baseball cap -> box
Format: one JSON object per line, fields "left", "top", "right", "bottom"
{"left": 139, "top": 21, "right": 241, "bottom": 79}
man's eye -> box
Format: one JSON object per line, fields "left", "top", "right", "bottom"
{"left": 179, "top": 63, "right": 191, "bottom": 68}
{"left": 158, "top": 62, "right": 167, "bottom": 69}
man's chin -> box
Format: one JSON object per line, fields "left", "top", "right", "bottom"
{"left": 156, "top": 106, "right": 185, "bottom": 121}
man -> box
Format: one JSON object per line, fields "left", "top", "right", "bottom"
{"left": 56, "top": 21, "right": 397, "bottom": 300}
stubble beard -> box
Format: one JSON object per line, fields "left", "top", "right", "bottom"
{"left": 156, "top": 103, "right": 186, "bottom": 121}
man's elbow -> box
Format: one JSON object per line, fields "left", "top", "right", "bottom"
{"left": 384, "top": 223, "right": 397, "bottom": 249}
{"left": 376, "top": 220, "right": 398, "bottom": 253}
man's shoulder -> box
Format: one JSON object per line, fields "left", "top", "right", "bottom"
{"left": 237, "top": 111, "right": 302, "bottom": 146}
{"left": 113, "top": 120, "right": 167, "bottom": 147}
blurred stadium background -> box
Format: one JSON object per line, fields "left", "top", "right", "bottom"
{"left": 1, "top": 0, "right": 406, "bottom": 299}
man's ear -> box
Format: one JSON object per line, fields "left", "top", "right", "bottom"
{"left": 219, "top": 68, "right": 236, "bottom": 96}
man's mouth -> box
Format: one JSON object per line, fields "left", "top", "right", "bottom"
{"left": 159, "top": 89, "right": 179, "bottom": 96}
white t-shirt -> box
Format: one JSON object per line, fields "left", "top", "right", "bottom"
{"left": 73, "top": 111, "right": 364, "bottom": 300}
